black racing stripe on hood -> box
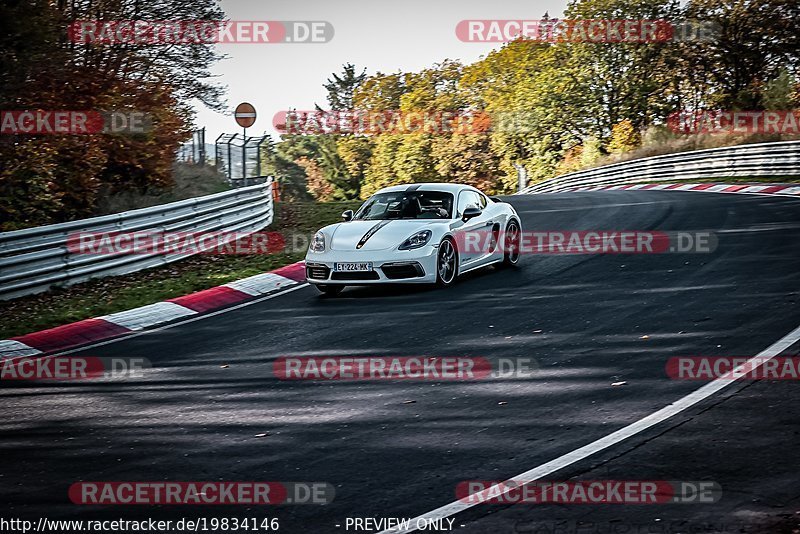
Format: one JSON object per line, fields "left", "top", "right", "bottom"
{"left": 356, "top": 220, "right": 392, "bottom": 249}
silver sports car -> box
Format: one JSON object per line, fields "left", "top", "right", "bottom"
{"left": 305, "top": 183, "right": 522, "bottom": 295}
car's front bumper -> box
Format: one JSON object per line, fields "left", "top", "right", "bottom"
{"left": 304, "top": 246, "right": 438, "bottom": 284}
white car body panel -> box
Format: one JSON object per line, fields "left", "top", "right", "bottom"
{"left": 329, "top": 220, "right": 434, "bottom": 251}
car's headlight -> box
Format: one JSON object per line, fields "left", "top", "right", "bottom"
{"left": 310, "top": 231, "right": 326, "bottom": 253}
{"left": 399, "top": 230, "right": 432, "bottom": 250}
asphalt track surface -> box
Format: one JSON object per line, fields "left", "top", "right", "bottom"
{"left": 2, "top": 190, "right": 799, "bottom": 533}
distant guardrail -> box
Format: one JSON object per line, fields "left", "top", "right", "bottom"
{"left": 0, "top": 179, "right": 274, "bottom": 300}
{"left": 519, "top": 140, "right": 800, "bottom": 194}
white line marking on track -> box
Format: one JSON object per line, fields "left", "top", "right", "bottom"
{"left": 379, "top": 323, "right": 800, "bottom": 534}
{"left": 100, "top": 301, "right": 197, "bottom": 331}
{"left": 53, "top": 283, "right": 310, "bottom": 356}
{"left": 225, "top": 272, "right": 297, "bottom": 296}
{"left": 706, "top": 184, "right": 733, "bottom": 192}
{"left": 0, "top": 339, "right": 42, "bottom": 357}
{"left": 740, "top": 185, "right": 770, "bottom": 193}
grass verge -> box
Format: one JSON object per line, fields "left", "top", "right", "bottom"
{"left": 0, "top": 201, "right": 361, "bottom": 339}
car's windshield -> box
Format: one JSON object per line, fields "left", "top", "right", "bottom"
{"left": 353, "top": 191, "right": 454, "bottom": 220}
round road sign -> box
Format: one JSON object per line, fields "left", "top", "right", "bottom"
{"left": 235, "top": 102, "right": 256, "bottom": 128}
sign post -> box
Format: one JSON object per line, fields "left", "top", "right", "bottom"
{"left": 234, "top": 102, "right": 257, "bottom": 184}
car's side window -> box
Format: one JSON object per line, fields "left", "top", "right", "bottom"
{"left": 457, "top": 191, "right": 480, "bottom": 216}
{"left": 478, "top": 193, "right": 488, "bottom": 209}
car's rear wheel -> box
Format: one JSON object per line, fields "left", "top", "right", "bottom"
{"left": 315, "top": 284, "right": 344, "bottom": 296}
{"left": 503, "top": 219, "right": 521, "bottom": 266}
{"left": 436, "top": 237, "right": 458, "bottom": 287}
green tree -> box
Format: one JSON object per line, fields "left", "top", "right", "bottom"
{"left": 353, "top": 73, "right": 406, "bottom": 111}
{"left": 581, "top": 136, "right": 604, "bottom": 166}
{"left": 321, "top": 63, "right": 367, "bottom": 111}
{"left": 297, "top": 157, "right": 335, "bottom": 201}
{"left": 316, "top": 135, "right": 359, "bottom": 200}
{"left": 271, "top": 0, "right": 800, "bottom": 199}
{"left": 559, "top": 0, "right": 682, "bottom": 136}
{"left": 681, "top": 0, "right": 800, "bottom": 109}
{"left": 260, "top": 137, "right": 312, "bottom": 201}
{"left": 268, "top": 134, "right": 358, "bottom": 200}
{"left": 463, "top": 40, "right": 568, "bottom": 186}
{"left": 361, "top": 135, "right": 404, "bottom": 198}
{"left": 394, "top": 135, "right": 441, "bottom": 184}
{"left": 762, "top": 69, "right": 799, "bottom": 110}
{"left": 432, "top": 134, "right": 505, "bottom": 193}
{"left": 337, "top": 136, "right": 373, "bottom": 196}
{"left": 399, "top": 60, "right": 465, "bottom": 113}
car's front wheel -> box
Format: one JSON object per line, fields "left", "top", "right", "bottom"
{"left": 436, "top": 237, "right": 458, "bottom": 287}
{"left": 315, "top": 284, "right": 344, "bottom": 296}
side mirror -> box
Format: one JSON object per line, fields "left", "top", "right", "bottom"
{"left": 342, "top": 209, "right": 354, "bottom": 222}
{"left": 462, "top": 206, "right": 482, "bottom": 222}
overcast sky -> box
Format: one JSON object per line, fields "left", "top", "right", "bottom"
{"left": 193, "top": 0, "right": 572, "bottom": 141}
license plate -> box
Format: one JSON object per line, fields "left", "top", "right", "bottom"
{"left": 334, "top": 262, "right": 373, "bottom": 272}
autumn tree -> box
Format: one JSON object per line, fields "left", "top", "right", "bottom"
{"left": 681, "top": 0, "right": 800, "bottom": 109}
{"left": 353, "top": 73, "right": 406, "bottom": 111}
{"left": 432, "top": 134, "right": 505, "bottom": 193}
{"left": 607, "top": 119, "right": 642, "bottom": 153}
{"left": 337, "top": 136, "right": 373, "bottom": 197}
{"left": 268, "top": 0, "right": 800, "bottom": 198}
{"left": 361, "top": 135, "right": 404, "bottom": 198}
{"left": 0, "top": 0, "right": 225, "bottom": 229}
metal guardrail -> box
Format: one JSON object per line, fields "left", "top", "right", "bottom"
{"left": 0, "top": 179, "right": 274, "bottom": 301}
{"left": 519, "top": 140, "right": 800, "bottom": 194}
